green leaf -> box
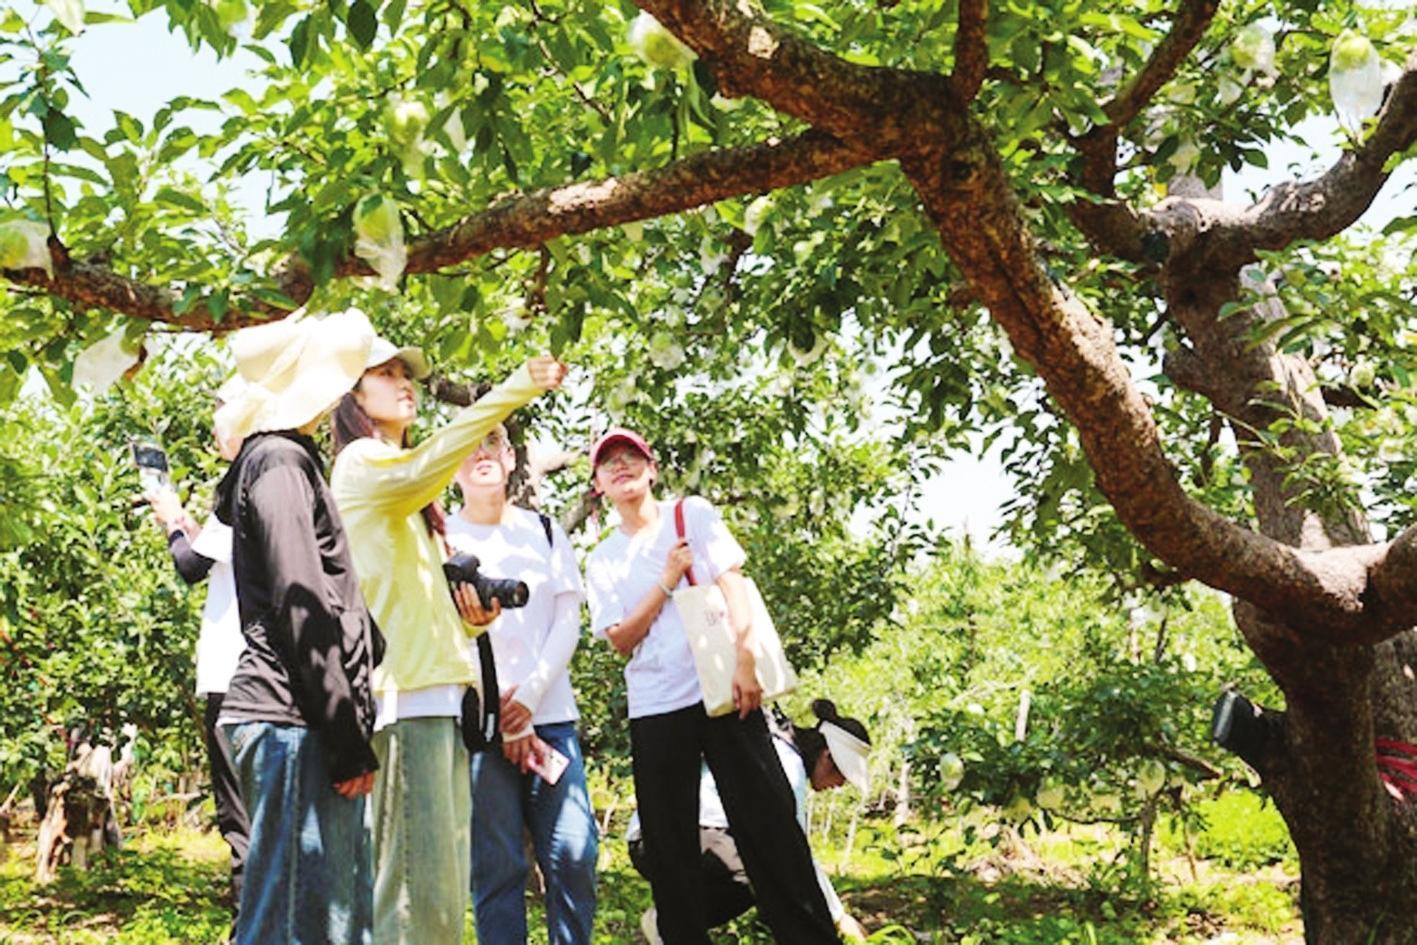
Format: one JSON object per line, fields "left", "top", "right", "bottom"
{"left": 382, "top": 0, "right": 406, "bottom": 33}
{"left": 154, "top": 187, "right": 206, "bottom": 213}
{"left": 289, "top": 16, "right": 312, "bottom": 66}
{"left": 347, "top": 0, "right": 377, "bottom": 49}
{"left": 41, "top": 109, "right": 77, "bottom": 151}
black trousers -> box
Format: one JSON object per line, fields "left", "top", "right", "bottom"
{"left": 203, "top": 693, "right": 251, "bottom": 928}
{"left": 630, "top": 831, "right": 756, "bottom": 929}
{"left": 630, "top": 703, "right": 840, "bottom": 945}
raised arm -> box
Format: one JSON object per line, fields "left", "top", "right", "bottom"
{"left": 333, "top": 358, "right": 564, "bottom": 519}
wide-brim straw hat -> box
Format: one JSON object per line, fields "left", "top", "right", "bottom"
{"left": 821, "top": 720, "right": 871, "bottom": 793}
{"left": 215, "top": 308, "right": 375, "bottom": 442}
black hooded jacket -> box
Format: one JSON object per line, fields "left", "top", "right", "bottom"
{"left": 215, "top": 431, "right": 383, "bottom": 784}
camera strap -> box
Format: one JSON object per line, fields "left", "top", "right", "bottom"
{"left": 441, "top": 528, "right": 501, "bottom": 751}
{"left": 450, "top": 511, "right": 554, "bottom": 753}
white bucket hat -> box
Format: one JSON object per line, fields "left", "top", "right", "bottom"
{"left": 821, "top": 721, "right": 871, "bottom": 793}
{"left": 365, "top": 336, "right": 431, "bottom": 379}
{"left": 215, "top": 372, "right": 247, "bottom": 405}
{"left": 214, "top": 308, "right": 375, "bottom": 441}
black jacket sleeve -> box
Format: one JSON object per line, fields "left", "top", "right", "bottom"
{"left": 246, "top": 463, "right": 378, "bottom": 784}
{"left": 166, "top": 530, "right": 215, "bottom": 585}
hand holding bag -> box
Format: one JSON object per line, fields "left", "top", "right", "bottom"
{"left": 671, "top": 498, "right": 798, "bottom": 717}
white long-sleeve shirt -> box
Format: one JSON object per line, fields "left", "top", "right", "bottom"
{"left": 445, "top": 505, "right": 585, "bottom": 726}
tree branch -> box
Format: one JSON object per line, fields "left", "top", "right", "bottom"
{"left": 1104, "top": 0, "right": 1219, "bottom": 129}
{"left": 1068, "top": 0, "right": 1220, "bottom": 258}
{"left": 1212, "top": 51, "right": 1417, "bottom": 260}
{"left": 948, "top": 0, "right": 989, "bottom": 103}
{"left": 4, "top": 131, "right": 871, "bottom": 331}
{"left": 633, "top": 0, "right": 966, "bottom": 152}
{"left": 276, "top": 129, "right": 872, "bottom": 302}
{"left": 903, "top": 131, "right": 1416, "bottom": 646}
{"left": 0, "top": 260, "right": 280, "bottom": 332}
{"left": 425, "top": 374, "right": 492, "bottom": 407}
{"left": 560, "top": 486, "right": 601, "bottom": 535}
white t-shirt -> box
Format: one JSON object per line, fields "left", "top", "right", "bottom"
{"left": 585, "top": 497, "right": 746, "bottom": 720}
{"left": 189, "top": 517, "right": 245, "bottom": 696}
{"left": 445, "top": 506, "right": 585, "bottom": 726}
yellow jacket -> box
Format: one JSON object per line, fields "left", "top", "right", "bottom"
{"left": 331, "top": 364, "right": 543, "bottom": 696}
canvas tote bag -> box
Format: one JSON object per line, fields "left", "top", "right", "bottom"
{"left": 671, "top": 498, "right": 798, "bottom": 717}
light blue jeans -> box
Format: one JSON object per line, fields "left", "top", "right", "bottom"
{"left": 224, "top": 721, "right": 373, "bottom": 945}
{"left": 469, "top": 722, "right": 599, "bottom": 945}
{"left": 370, "top": 716, "right": 470, "bottom": 945}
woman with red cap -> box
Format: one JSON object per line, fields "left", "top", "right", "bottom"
{"left": 584, "top": 428, "right": 842, "bottom": 945}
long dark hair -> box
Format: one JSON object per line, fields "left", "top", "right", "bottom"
{"left": 332, "top": 388, "right": 446, "bottom": 537}
{"left": 791, "top": 698, "right": 871, "bottom": 768}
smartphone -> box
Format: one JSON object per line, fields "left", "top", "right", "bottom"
{"left": 130, "top": 439, "right": 171, "bottom": 494}
{"left": 528, "top": 744, "right": 570, "bottom": 786}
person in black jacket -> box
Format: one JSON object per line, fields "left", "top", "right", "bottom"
{"left": 210, "top": 309, "right": 381, "bottom": 945}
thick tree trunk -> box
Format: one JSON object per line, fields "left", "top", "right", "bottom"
{"left": 1164, "top": 256, "right": 1417, "bottom": 942}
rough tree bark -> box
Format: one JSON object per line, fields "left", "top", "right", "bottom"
{"left": 5, "top": 0, "right": 1416, "bottom": 935}
{"left": 634, "top": 1, "right": 1417, "bottom": 939}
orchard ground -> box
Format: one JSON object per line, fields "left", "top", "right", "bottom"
{"left": 1, "top": 788, "right": 1301, "bottom": 945}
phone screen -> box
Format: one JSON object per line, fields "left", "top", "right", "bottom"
{"left": 131, "top": 442, "right": 169, "bottom": 472}
{"left": 131, "top": 440, "right": 171, "bottom": 493}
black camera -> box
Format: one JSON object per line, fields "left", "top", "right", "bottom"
{"left": 443, "top": 553, "right": 529, "bottom": 610}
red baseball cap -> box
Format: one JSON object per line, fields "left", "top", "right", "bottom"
{"left": 590, "top": 427, "right": 655, "bottom": 469}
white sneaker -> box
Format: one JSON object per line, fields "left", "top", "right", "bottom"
{"left": 640, "top": 907, "right": 663, "bottom": 945}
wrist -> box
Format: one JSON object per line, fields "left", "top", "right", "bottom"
{"left": 656, "top": 578, "right": 675, "bottom": 598}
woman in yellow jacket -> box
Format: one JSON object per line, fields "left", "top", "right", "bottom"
{"left": 331, "top": 338, "right": 566, "bottom": 944}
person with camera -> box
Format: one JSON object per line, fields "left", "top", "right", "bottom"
{"left": 330, "top": 343, "right": 567, "bottom": 945}
{"left": 627, "top": 700, "right": 872, "bottom": 942}
{"left": 211, "top": 309, "right": 383, "bottom": 945}
{"left": 143, "top": 378, "right": 250, "bottom": 936}
{"left": 445, "top": 426, "right": 598, "bottom": 945}
{"left": 584, "top": 428, "right": 843, "bottom": 945}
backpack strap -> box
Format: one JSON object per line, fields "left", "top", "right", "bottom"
{"left": 538, "top": 512, "right": 554, "bottom": 548}
{"left": 674, "top": 498, "right": 697, "bottom": 586}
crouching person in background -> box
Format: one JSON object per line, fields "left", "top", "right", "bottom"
{"left": 213, "top": 310, "right": 382, "bottom": 945}
{"left": 627, "top": 700, "right": 873, "bottom": 943}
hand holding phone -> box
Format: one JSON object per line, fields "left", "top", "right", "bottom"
{"left": 130, "top": 439, "right": 172, "bottom": 495}
{"left": 527, "top": 743, "right": 570, "bottom": 786}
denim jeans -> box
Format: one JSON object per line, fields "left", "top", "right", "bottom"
{"left": 224, "top": 721, "right": 373, "bottom": 945}
{"left": 370, "top": 717, "right": 470, "bottom": 945}
{"left": 469, "top": 722, "right": 599, "bottom": 945}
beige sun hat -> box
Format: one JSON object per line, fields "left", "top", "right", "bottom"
{"left": 365, "top": 335, "right": 431, "bottom": 379}
{"left": 214, "top": 308, "right": 375, "bottom": 441}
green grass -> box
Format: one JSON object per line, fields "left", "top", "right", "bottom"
{"left": 0, "top": 828, "right": 230, "bottom": 944}
{"left": 1184, "top": 790, "right": 1297, "bottom": 871}
{"left": 1, "top": 803, "right": 1302, "bottom": 944}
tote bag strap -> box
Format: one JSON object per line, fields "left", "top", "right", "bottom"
{"left": 674, "top": 498, "right": 698, "bottom": 586}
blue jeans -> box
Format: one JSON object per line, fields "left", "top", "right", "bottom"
{"left": 224, "top": 721, "right": 373, "bottom": 945}
{"left": 469, "top": 722, "right": 599, "bottom": 945}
